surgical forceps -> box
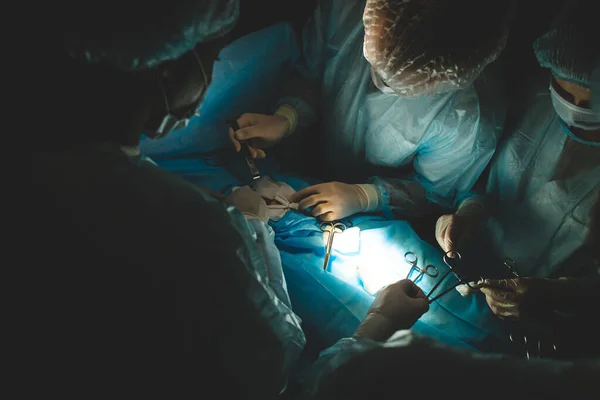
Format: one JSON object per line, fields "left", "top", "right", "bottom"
{"left": 320, "top": 221, "right": 348, "bottom": 271}
{"left": 426, "top": 251, "right": 482, "bottom": 303}
{"left": 404, "top": 252, "right": 439, "bottom": 283}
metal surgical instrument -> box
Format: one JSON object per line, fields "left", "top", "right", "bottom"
{"left": 503, "top": 258, "right": 520, "bottom": 277}
{"left": 227, "top": 119, "right": 261, "bottom": 180}
{"left": 404, "top": 251, "right": 439, "bottom": 283}
{"left": 426, "top": 251, "right": 482, "bottom": 303}
{"left": 502, "top": 259, "right": 557, "bottom": 359}
{"left": 320, "top": 221, "right": 347, "bottom": 271}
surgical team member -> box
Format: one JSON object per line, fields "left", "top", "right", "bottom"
{"left": 304, "top": 279, "right": 599, "bottom": 399}
{"left": 34, "top": 1, "right": 304, "bottom": 397}
{"left": 434, "top": 0, "right": 599, "bottom": 322}
{"left": 229, "top": 0, "right": 513, "bottom": 221}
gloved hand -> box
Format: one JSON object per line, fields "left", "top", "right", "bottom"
{"left": 354, "top": 279, "right": 429, "bottom": 342}
{"left": 229, "top": 113, "right": 291, "bottom": 159}
{"left": 225, "top": 186, "right": 269, "bottom": 224}
{"left": 435, "top": 213, "right": 480, "bottom": 253}
{"left": 435, "top": 199, "right": 486, "bottom": 253}
{"left": 479, "top": 278, "right": 545, "bottom": 320}
{"left": 288, "top": 182, "right": 369, "bottom": 221}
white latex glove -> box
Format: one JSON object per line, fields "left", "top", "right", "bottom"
{"left": 354, "top": 279, "right": 429, "bottom": 342}
{"left": 289, "top": 182, "right": 373, "bottom": 222}
{"left": 479, "top": 278, "right": 544, "bottom": 320}
{"left": 435, "top": 199, "right": 486, "bottom": 253}
{"left": 435, "top": 214, "right": 475, "bottom": 253}
{"left": 225, "top": 186, "right": 269, "bottom": 224}
{"left": 229, "top": 113, "right": 291, "bottom": 159}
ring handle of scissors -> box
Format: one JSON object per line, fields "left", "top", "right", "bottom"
{"left": 320, "top": 222, "right": 347, "bottom": 231}
{"left": 424, "top": 264, "right": 439, "bottom": 278}
{"left": 339, "top": 218, "right": 353, "bottom": 228}
{"left": 319, "top": 222, "right": 331, "bottom": 231}
{"left": 443, "top": 250, "right": 462, "bottom": 266}
{"left": 404, "top": 251, "right": 418, "bottom": 265}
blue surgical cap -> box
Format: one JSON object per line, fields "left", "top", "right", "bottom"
{"left": 63, "top": 0, "right": 240, "bottom": 71}
{"left": 533, "top": 0, "right": 599, "bottom": 88}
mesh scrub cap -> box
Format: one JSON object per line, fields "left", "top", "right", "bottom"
{"left": 363, "top": 0, "right": 510, "bottom": 97}
{"left": 533, "top": 0, "right": 600, "bottom": 89}
{"left": 63, "top": 0, "right": 240, "bottom": 71}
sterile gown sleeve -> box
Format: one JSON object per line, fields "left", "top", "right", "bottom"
{"left": 308, "top": 331, "right": 600, "bottom": 398}
{"left": 369, "top": 91, "right": 498, "bottom": 216}
{"left": 276, "top": 0, "right": 353, "bottom": 135}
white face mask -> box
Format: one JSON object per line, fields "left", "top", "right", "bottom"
{"left": 550, "top": 85, "right": 600, "bottom": 131}
{"left": 370, "top": 67, "right": 396, "bottom": 94}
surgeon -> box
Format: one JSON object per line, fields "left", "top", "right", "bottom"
{"left": 433, "top": 0, "right": 599, "bottom": 347}
{"left": 229, "top": 0, "right": 513, "bottom": 222}
{"left": 304, "top": 279, "right": 599, "bottom": 399}
{"left": 34, "top": 1, "right": 304, "bottom": 397}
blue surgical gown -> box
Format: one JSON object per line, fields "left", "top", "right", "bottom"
{"left": 279, "top": 0, "right": 506, "bottom": 216}
{"left": 462, "top": 72, "right": 599, "bottom": 278}
{"left": 140, "top": 22, "right": 300, "bottom": 158}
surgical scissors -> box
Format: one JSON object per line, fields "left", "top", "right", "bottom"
{"left": 404, "top": 251, "right": 438, "bottom": 283}
{"left": 426, "top": 251, "right": 482, "bottom": 303}
{"left": 320, "top": 221, "right": 348, "bottom": 271}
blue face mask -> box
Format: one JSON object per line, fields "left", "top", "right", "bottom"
{"left": 550, "top": 85, "right": 600, "bottom": 131}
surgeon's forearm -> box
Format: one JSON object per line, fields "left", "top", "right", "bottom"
{"left": 353, "top": 313, "right": 398, "bottom": 342}
{"left": 368, "top": 176, "right": 439, "bottom": 218}
{"left": 275, "top": 72, "right": 320, "bottom": 137}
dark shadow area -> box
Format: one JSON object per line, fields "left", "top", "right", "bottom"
{"left": 232, "top": 0, "right": 318, "bottom": 41}
{"left": 503, "top": 0, "right": 566, "bottom": 93}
